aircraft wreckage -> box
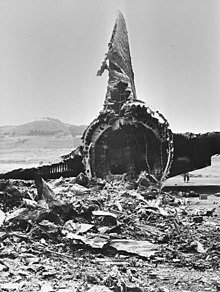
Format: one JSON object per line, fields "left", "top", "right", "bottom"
{"left": 1, "top": 12, "right": 220, "bottom": 183}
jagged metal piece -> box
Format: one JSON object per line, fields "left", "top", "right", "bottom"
{"left": 97, "top": 11, "right": 137, "bottom": 104}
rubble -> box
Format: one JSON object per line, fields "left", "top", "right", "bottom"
{"left": 0, "top": 176, "right": 220, "bottom": 291}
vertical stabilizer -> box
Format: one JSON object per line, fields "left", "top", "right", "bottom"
{"left": 97, "top": 11, "right": 137, "bottom": 111}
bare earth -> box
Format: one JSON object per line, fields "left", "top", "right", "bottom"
{"left": 0, "top": 136, "right": 79, "bottom": 173}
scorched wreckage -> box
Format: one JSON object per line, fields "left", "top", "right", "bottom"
{"left": 1, "top": 12, "right": 220, "bottom": 183}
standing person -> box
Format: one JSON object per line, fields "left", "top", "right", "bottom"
{"left": 186, "top": 172, "right": 190, "bottom": 182}
{"left": 184, "top": 172, "right": 190, "bottom": 182}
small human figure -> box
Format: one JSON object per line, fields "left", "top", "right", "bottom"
{"left": 183, "top": 172, "right": 190, "bottom": 183}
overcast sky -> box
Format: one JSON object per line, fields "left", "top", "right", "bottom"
{"left": 0, "top": 0, "right": 219, "bottom": 133}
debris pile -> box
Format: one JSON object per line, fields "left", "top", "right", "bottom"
{"left": 0, "top": 175, "right": 220, "bottom": 291}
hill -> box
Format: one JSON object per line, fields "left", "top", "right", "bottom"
{"left": 0, "top": 118, "right": 87, "bottom": 173}
{"left": 0, "top": 118, "right": 87, "bottom": 138}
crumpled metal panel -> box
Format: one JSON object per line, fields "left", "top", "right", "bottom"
{"left": 97, "top": 11, "right": 137, "bottom": 107}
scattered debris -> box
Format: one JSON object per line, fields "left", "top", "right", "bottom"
{"left": 0, "top": 175, "right": 220, "bottom": 291}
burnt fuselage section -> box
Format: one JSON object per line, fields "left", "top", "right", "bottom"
{"left": 82, "top": 90, "right": 173, "bottom": 182}
{"left": 1, "top": 12, "right": 219, "bottom": 182}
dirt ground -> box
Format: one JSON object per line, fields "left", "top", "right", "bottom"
{"left": 0, "top": 135, "right": 80, "bottom": 173}
{"left": 0, "top": 176, "right": 220, "bottom": 292}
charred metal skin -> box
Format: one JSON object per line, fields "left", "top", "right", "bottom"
{"left": 82, "top": 100, "right": 174, "bottom": 181}
{"left": 170, "top": 132, "right": 220, "bottom": 177}
{"left": 0, "top": 12, "right": 219, "bottom": 182}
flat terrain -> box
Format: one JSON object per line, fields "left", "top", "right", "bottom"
{"left": 0, "top": 136, "right": 81, "bottom": 173}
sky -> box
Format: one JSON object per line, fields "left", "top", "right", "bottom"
{"left": 0, "top": 0, "right": 219, "bottom": 133}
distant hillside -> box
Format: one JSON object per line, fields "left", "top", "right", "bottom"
{"left": 0, "top": 118, "right": 87, "bottom": 138}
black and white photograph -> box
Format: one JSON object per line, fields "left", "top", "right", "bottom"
{"left": 0, "top": 0, "right": 220, "bottom": 291}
